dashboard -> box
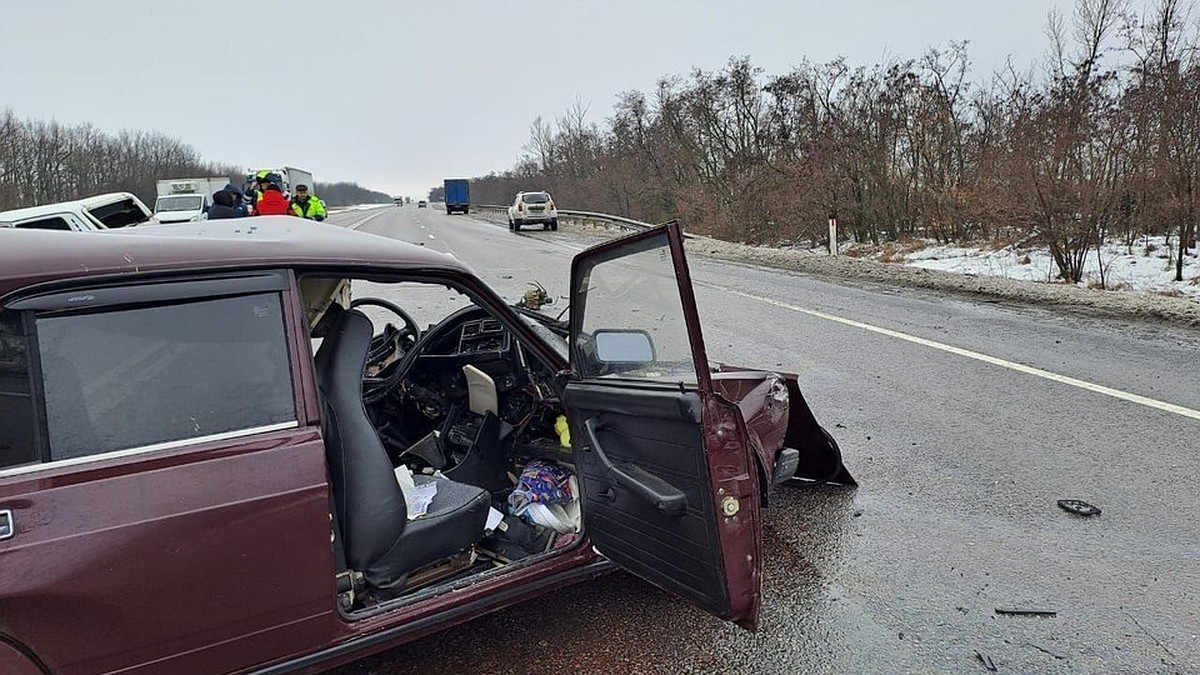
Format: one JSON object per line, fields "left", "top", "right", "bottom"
{"left": 364, "top": 307, "right": 561, "bottom": 458}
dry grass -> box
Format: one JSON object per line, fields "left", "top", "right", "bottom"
{"left": 877, "top": 243, "right": 908, "bottom": 264}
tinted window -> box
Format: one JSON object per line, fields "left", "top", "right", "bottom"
{"left": 37, "top": 293, "right": 295, "bottom": 461}
{"left": 16, "top": 217, "right": 73, "bottom": 231}
{"left": 521, "top": 192, "right": 550, "bottom": 204}
{"left": 0, "top": 312, "right": 37, "bottom": 470}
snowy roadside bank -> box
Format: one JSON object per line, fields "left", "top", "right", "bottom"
{"left": 485, "top": 213, "right": 1200, "bottom": 327}
{"left": 681, "top": 235, "right": 1200, "bottom": 328}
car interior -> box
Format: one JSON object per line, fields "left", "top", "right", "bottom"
{"left": 301, "top": 277, "right": 581, "bottom": 615}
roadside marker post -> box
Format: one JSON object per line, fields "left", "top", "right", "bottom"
{"left": 828, "top": 209, "right": 838, "bottom": 256}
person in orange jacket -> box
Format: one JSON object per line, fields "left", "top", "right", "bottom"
{"left": 253, "top": 182, "right": 293, "bottom": 216}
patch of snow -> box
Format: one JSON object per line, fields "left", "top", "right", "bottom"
{"left": 873, "top": 237, "right": 1200, "bottom": 301}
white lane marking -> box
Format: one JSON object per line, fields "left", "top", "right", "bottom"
{"left": 345, "top": 210, "right": 391, "bottom": 231}
{"left": 700, "top": 281, "right": 1200, "bottom": 421}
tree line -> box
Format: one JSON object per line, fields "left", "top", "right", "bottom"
{"left": 0, "top": 110, "right": 391, "bottom": 212}
{"left": 469, "top": 0, "right": 1199, "bottom": 283}
{"left": 0, "top": 109, "right": 243, "bottom": 211}
{"left": 312, "top": 182, "right": 393, "bottom": 206}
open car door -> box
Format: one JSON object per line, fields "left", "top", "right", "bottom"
{"left": 563, "top": 222, "right": 763, "bottom": 630}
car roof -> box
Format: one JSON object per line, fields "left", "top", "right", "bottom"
{"left": 0, "top": 192, "right": 142, "bottom": 222}
{"left": 0, "top": 217, "right": 469, "bottom": 300}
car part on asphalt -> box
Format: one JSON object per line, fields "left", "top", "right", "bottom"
{"left": 995, "top": 608, "right": 1058, "bottom": 617}
{"left": 1057, "top": 499, "right": 1101, "bottom": 516}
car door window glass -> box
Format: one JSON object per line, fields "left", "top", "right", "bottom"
{"left": 15, "top": 217, "right": 72, "bottom": 231}
{"left": 36, "top": 293, "right": 295, "bottom": 461}
{"left": 575, "top": 232, "right": 697, "bottom": 383}
{"left": 0, "top": 311, "right": 37, "bottom": 470}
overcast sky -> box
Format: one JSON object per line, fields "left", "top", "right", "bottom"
{"left": 0, "top": 1, "right": 1126, "bottom": 197}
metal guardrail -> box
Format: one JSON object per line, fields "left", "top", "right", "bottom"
{"left": 471, "top": 204, "right": 653, "bottom": 232}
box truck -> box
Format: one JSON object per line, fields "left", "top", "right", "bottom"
{"left": 246, "top": 167, "right": 314, "bottom": 199}
{"left": 152, "top": 177, "right": 229, "bottom": 223}
{"left": 444, "top": 178, "right": 469, "bottom": 214}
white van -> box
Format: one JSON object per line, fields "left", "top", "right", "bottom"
{"left": 152, "top": 178, "right": 230, "bottom": 223}
{"left": 0, "top": 192, "right": 153, "bottom": 231}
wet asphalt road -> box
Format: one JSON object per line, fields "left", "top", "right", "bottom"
{"left": 324, "top": 206, "right": 1200, "bottom": 674}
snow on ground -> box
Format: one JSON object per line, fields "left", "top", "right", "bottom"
{"left": 335, "top": 203, "right": 392, "bottom": 212}
{"left": 857, "top": 237, "right": 1200, "bottom": 301}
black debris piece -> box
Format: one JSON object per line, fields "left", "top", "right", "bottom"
{"left": 975, "top": 650, "right": 998, "bottom": 671}
{"left": 1057, "top": 499, "right": 1101, "bottom": 516}
{"left": 1029, "top": 642, "right": 1067, "bottom": 660}
{"left": 995, "top": 608, "right": 1057, "bottom": 618}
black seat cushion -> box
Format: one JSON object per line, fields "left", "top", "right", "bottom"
{"left": 369, "top": 475, "right": 490, "bottom": 587}
{"left": 315, "top": 309, "right": 489, "bottom": 589}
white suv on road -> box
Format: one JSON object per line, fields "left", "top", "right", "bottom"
{"left": 507, "top": 191, "right": 558, "bottom": 231}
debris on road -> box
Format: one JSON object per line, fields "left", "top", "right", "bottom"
{"left": 1029, "top": 642, "right": 1067, "bottom": 660}
{"left": 995, "top": 608, "right": 1057, "bottom": 618}
{"left": 975, "top": 650, "right": 998, "bottom": 671}
{"left": 1057, "top": 499, "right": 1102, "bottom": 516}
{"left": 1125, "top": 610, "right": 1177, "bottom": 661}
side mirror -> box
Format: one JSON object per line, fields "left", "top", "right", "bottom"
{"left": 593, "top": 329, "right": 655, "bottom": 364}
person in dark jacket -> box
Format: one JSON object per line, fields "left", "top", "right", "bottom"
{"left": 207, "top": 183, "right": 249, "bottom": 219}
{"left": 252, "top": 182, "right": 294, "bottom": 216}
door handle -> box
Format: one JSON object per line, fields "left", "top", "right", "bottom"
{"left": 0, "top": 509, "right": 14, "bottom": 541}
{"left": 583, "top": 418, "right": 687, "bottom": 516}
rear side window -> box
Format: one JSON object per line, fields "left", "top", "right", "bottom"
{"left": 0, "top": 312, "right": 36, "bottom": 470}
{"left": 36, "top": 293, "right": 296, "bottom": 461}
{"left": 15, "top": 217, "right": 72, "bottom": 231}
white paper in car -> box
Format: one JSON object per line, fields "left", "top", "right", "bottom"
{"left": 485, "top": 506, "right": 504, "bottom": 533}
{"left": 394, "top": 465, "right": 438, "bottom": 519}
{"left": 463, "top": 364, "right": 498, "bottom": 416}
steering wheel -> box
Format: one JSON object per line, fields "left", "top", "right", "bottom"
{"left": 350, "top": 297, "right": 421, "bottom": 344}
{"left": 350, "top": 297, "right": 421, "bottom": 399}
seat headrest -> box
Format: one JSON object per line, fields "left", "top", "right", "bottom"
{"left": 315, "top": 309, "right": 373, "bottom": 394}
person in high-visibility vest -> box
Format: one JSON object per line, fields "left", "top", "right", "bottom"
{"left": 290, "top": 184, "right": 327, "bottom": 221}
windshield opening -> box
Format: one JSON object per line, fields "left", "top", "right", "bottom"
{"left": 156, "top": 196, "right": 204, "bottom": 213}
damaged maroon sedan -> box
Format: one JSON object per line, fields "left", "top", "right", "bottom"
{"left": 0, "top": 218, "right": 853, "bottom": 674}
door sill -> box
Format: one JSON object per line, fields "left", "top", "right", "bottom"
{"left": 338, "top": 533, "right": 588, "bottom": 622}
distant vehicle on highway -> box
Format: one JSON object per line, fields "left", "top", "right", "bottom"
{"left": 508, "top": 191, "right": 558, "bottom": 231}
{"left": 0, "top": 192, "right": 152, "bottom": 231}
{"left": 393, "top": 196, "right": 404, "bottom": 207}
{"left": 417, "top": 200, "right": 427, "bottom": 208}
{"left": 0, "top": 218, "right": 851, "bottom": 673}
{"left": 443, "top": 178, "right": 469, "bottom": 215}
{"left": 153, "top": 177, "right": 228, "bottom": 224}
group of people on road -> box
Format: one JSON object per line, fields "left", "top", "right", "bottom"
{"left": 207, "top": 172, "right": 327, "bottom": 221}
